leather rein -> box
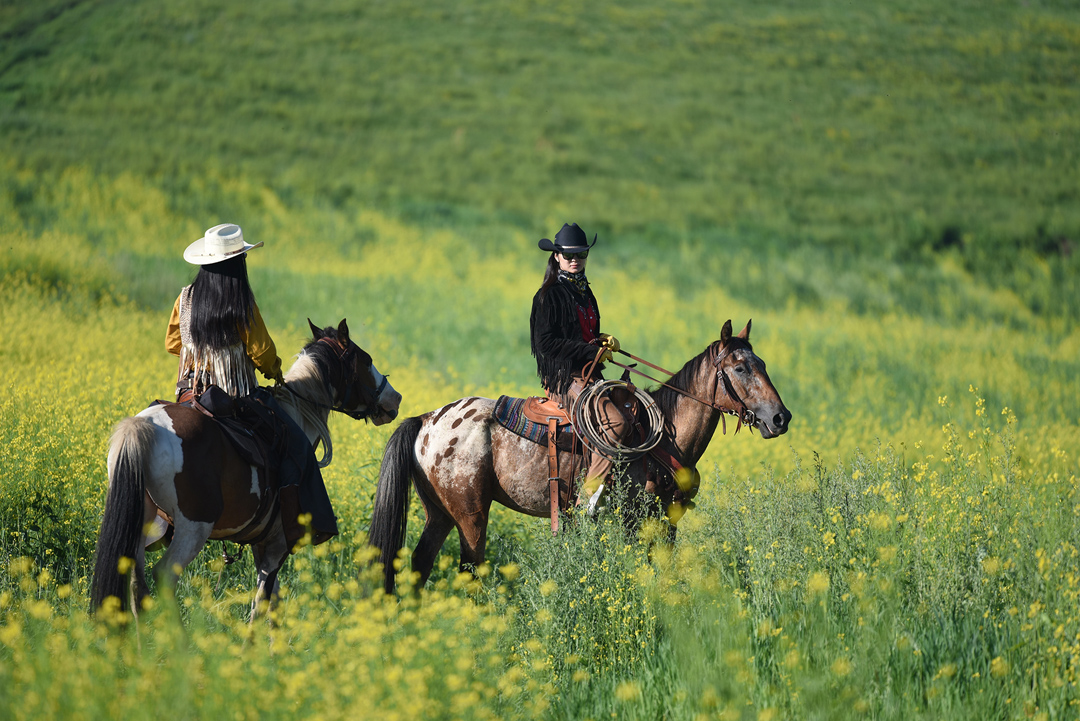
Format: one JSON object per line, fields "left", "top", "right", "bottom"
{"left": 603, "top": 344, "right": 758, "bottom": 435}
{"left": 280, "top": 337, "right": 388, "bottom": 421}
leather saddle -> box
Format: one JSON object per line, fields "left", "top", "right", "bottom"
{"left": 521, "top": 396, "right": 572, "bottom": 427}
{"left": 155, "top": 386, "right": 283, "bottom": 493}
{"left": 522, "top": 397, "right": 577, "bottom": 536}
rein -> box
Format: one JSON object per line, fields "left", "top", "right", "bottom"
{"left": 604, "top": 346, "right": 757, "bottom": 435}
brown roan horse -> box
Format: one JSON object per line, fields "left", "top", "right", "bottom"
{"left": 369, "top": 319, "right": 790, "bottom": 593}
{"left": 91, "top": 320, "right": 402, "bottom": 617}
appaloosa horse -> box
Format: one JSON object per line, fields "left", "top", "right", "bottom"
{"left": 370, "top": 319, "right": 790, "bottom": 593}
{"left": 91, "top": 319, "right": 401, "bottom": 616}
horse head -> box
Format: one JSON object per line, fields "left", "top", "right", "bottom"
{"left": 307, "top": 319, "right": 402, "bottom": 426}
{"left": 714, "top": 319, "right": 791, "bottom": 438}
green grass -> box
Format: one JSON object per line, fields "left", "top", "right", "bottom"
{"left": 2, "top": 1, "right": 1078, "bottom": 266}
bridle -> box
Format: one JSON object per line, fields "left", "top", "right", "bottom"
{"left": 603, "top": 342, "right": 757, "bottom": 435}
{"left": 282, "top": 337, "right": 388, "bottom": 421}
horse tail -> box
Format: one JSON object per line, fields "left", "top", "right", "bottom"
{"left": 91, "top": 416, "right": 155, "bottom": 613}
{"left": 369, "top": 415, "right": 423, "bottom": 594}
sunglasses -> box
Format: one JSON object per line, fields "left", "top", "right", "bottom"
{"left": 561, "top": 251, "right": 589, "bottom": 261}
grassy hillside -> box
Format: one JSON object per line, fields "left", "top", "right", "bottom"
{"left": 3, "top": 1, "right": 1079, "bottom": 261}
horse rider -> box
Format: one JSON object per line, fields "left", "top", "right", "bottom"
{"left": 530, "top": 222, "right": 634, "bottom": 507}
{"left": 166, "top": 223, "right": 337, "bottom": 547}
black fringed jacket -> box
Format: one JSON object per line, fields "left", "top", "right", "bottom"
{"left": 530, "top": 279, "right": 605, "bottom": 395}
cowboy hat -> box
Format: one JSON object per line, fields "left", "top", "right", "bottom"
{"left": 183, "top": 223, "right": 264, "bottom": 265}
{"left": 538, "top": 223, "right": 597, "bottom": 253}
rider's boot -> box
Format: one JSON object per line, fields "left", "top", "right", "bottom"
{"left": 578, "top": 474, "right": 610, "bottom": 517}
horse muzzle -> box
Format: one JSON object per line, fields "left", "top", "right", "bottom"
{"left": 756, "top": 407, "right": 792, "bottom": 438}
{"left": 371, "top": 406, "right": 399, "bottom": 425}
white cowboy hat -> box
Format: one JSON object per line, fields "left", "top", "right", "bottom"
{"left": 183, "top": 223, "right": 264, "bottom": 265}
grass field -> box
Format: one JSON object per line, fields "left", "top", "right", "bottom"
{"left": 2, "top": 0, "right": 1079, "bottom": 718}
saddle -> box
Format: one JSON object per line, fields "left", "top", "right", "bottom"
{"left": 522, "top": 396, "right": 572, "bottom": 427}
{"left": 527, "top": 397, "right": 574, "bottom": 535}
{"left": 492, "top": 395, "right": 573, "bottom": 447}
{"left": 493, "top": 395, "right": 581, "bottom": 534}
{"left": 152, "top": 386, "right": 286, "bottom": 544}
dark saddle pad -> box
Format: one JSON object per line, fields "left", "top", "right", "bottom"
{"left": 493, "top": 396, "right": 576, "bottom": 450}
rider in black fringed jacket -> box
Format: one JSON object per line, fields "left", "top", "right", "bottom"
{"left": 530, "top": 222, "right": 631, "bottom": 500}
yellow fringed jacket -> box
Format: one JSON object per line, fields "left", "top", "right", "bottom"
{"left": 166, "top": 286, "right": 282, "bottom": 397}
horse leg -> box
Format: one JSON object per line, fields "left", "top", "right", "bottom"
{"left": 456, "top": 505, "right": 492, "bottom": 574}
{"left": 411, "top": 507, "right": 455, "bottom": 588}
{"left": 154, "top": 516, "right": 214, "bottom": 591}
{"left": 250, "top": 518, "right": 289, "bottom": 623}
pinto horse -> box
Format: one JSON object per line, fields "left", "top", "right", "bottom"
{"left": 91, "top": 319, "right": 402, "bottom": 616}
{"left": 370, "top": 319, "right": 790, "bottom": 593}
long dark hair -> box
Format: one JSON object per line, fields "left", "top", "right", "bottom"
{"left": 538, "top": 253, "right": 559, "bottom": 298}
{"left": 189, "top": 255, "right": 255, "bottom": 349}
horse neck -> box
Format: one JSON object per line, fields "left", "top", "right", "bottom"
{"left": 276, "top": 354, "right": 334, "bottom": 447}
{"left": 658, "top": 345, "right": 724, "bottom": 465}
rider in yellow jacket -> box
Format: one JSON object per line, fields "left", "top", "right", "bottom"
{"left": 167, "top": 222, "right": 337, "bottom": 547}
{"left": 166, "top": 292, "right": 283, "bottom": 394}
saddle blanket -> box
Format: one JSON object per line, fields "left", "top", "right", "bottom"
{"left": 494, "top": 395, "right": 568, "bottom": 446}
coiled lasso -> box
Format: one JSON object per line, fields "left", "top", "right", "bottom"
{"left": 571, "top": 379, "right": 665, "bottom": 462}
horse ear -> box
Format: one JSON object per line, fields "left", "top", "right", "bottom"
{"left": 720, "top": 319, "right": 733, "bottom": 346}
{"left": 308, "top": 318, "right": 323, "bottom": 339}
{"left": 737, "top": 319, "right": 752, "bottom": 340}
{"left": 337, "top": 318, "right": 350, "bottom": 345}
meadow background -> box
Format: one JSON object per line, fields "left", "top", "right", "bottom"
{"left": 1, "top": 0, "right": 1078, "bottom": 718}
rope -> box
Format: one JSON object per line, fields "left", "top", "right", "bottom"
{"left": 571, "top": 379, "right": 664, "bottom": 462}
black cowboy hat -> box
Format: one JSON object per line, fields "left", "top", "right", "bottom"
{"left": 538, "top": 223, "right": 597, "bottom": 253}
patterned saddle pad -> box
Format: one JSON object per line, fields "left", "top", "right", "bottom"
{"left": 493, "top": 395, "right": 572, "bottom": 446}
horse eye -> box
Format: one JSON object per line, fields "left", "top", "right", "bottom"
{"left": 736, "top": 365, "right": 748, "bottom": 374}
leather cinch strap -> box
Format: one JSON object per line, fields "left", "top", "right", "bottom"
{"left": 547, "top": 417, "right": 560, "bottom": 535}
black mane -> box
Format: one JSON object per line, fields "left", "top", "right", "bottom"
{"left": 300, "top": 325, "right": 373, "bottom": 394}
{"left": 299, "top": 326, "right": 343, "bottom": 393}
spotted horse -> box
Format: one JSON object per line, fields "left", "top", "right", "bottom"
{"left": 369, "top": 319, "right": 790, "bottom": 593}
{"left": 91, "top": 320, "right": 402, "bottom": 619}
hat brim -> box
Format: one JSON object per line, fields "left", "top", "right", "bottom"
{"left": 538, "top": 234, "right": 597, "bottom": 253}
{"left": 183, "top": 238, "right": 264, "bottom": 265}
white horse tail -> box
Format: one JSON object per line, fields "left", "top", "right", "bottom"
{"left": 369, "top": 416, "right": 423, "bottom": 594}
{"left": 91, "top": 416, "right": 155, "bottom": 613}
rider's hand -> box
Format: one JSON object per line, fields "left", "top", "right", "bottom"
{"left": 599, "top": 333, "right": 620, "bottom": 353}
{"left": 599, "top": 347, "right": 614, "bottom": 363}
{"left": 274, "top": 370, "right": 285, "bottom": 386}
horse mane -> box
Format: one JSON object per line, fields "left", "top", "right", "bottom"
{"left": 271, "top": 329, "right": 344, "bottom": 467}
{"left": 648, "top": 338, "right": 752, "bottom": 419}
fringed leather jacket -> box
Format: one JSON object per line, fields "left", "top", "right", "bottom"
{"left": 530, "top": 276, "right": 605, "bottom": 395}
{"left": 166, "top": 285, "right": 282, "bottom": 397}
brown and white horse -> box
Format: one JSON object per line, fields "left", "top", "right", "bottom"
{"left": 369, "top": 319, "right": 790, "bottom": 593}
{"left": 91, "top": 319, "right": 401, "bottom": 616}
